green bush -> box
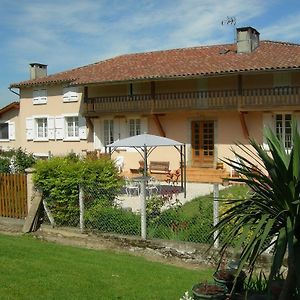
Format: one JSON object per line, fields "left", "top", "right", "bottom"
{"left": 85, "top": 204, "right": 140, "bottom": 235}
{"left": 33, "top": 156, "right": 123, "bottom": 226}
{"left": 0, "top": 147, "right": 35, "bottom": 173}
{"left": 0, "top": 157, "right": 10, "bottom": 173}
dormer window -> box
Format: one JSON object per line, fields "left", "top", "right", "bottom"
{"left": 33, "top": 88, "right": 47, "bottom": 105}
{"left": 63, "top": 87, "right": 78, "bottom": 102}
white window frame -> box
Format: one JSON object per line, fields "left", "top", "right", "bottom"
{"left": 35, "top": 117, "right": 48, "bottom": 141}
{"left": 104, "top": 119, "right": 114, "bottom": 146}
{"left": 33, "top": 88, "right": 47, "bottom": 105}
{"left": 275, "top": 113, "right": 293, "bottom": 150}
{"left": 64, "top": 116, "right": 79, "bottom": 140}
{"left": 129, "top": 118, "right": 141, "bottom": 136}
{"left": 0, "top": 122, "right": 9, "bottom": 141}
{"left": 63, "top": 87, "right": 78, "bottom": 102}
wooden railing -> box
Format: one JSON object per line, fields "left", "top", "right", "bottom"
{"left": 84, "top": 86, "right": 300, "bottom": 114}
{"left": 0, "top": 173, "right": 27, "bottom": 219}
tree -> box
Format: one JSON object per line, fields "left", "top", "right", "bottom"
{"left": 214, "top": 122, "right": 300, "bottom": 299}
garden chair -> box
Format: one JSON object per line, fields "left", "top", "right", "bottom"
{"left": 125, "top": 177, "right": 140, "bottom": 196}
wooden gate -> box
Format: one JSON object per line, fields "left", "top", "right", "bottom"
{"left": 0, "top": 174, "right": 27, "bottom": 219}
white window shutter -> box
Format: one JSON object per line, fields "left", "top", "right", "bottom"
{"left": 79, "top": 116, "right": 87, "bottom": 140}
{"left": 26, "top": 118, "right": 34, "bottom": 140}
{"left": 33, "top": 90, "right": 40, "bottom": 104}
{"left": 140, "top": 117, "right": 148, "bottom": 134}
{"left": 8, "top": 122, "right": 15, "bottom": 140}
{"left": 262, "top": 113, "right": 274, "bottom": 150}
{"left": 40, "top": 89, "right": 47, "bottom": 104}
{"left": 48, "top": 117, "right": 55, "bottom": 140}
{"left": 55, "top": 116, "right": 64, "bottom": 140}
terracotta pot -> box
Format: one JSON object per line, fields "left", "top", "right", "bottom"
{"left": 213, "top": 269, "right": 246, "bottom": 293}
{"left": 192, "top": 283, "right": 227, "bottom": 300}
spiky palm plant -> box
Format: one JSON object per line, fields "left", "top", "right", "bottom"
{"left": 214, "top": 122, "right": 300, "bottom": 299}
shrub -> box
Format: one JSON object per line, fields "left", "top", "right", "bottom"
{"left": 85, "top": 204, "right": 140, "bottom": 235}
{"left": 0, "top": 157, "right": 10, "bottom": 173}
{"left": 0, "top": 147, "right": 35, "bottom": 173}
{"left": 33, "top": 156, "right": 122, "bottom": 226}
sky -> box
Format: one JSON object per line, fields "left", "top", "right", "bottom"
{"left": 0, "top": 0, "right": 300, "bottom": 107}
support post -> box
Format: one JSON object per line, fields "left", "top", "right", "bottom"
{"left": 79, "top": 186, "right": 85, "bottom": 232}
{"left": 140, "top": 178, "right": 147, "bottom": 240}
{"left": 213, "top": 183, "right": 219, "bottom": 249}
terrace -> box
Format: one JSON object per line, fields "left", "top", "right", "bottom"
{"left": 84, "top": 86, "right": 300, "bottom": 115}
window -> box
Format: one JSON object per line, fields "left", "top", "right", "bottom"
{"left": 33, "top": 88, "right": 47, "bottom": 104}
{"left": 275, "top": 114, "right": 292, "bottom": 149}
{"left": 66, "top": 116, "right": 79, "bottom": 138}
{"left": 63, "top": 87, "right": 78, "bottom": 102}
{"left": 36, "top": 118, "right": 48, "bottom": 139}
{"left": 0, "top": 123, "right": 9, "bottom": 140}
{"left": 104, "top": 120, "right": 114, "bottom": 146}
{"left": 129, "top": 119, "right": 141, "bottom": 136}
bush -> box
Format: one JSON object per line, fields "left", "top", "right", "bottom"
{"left": 85, "top": 204, "right": 140, "bottom": 235}
{"left": 0, "top": 147, "right": 35, "bottom": 173}
{"left": 0, "top": 157, "right": 10, "bottom": 173}
{"left": 33, "top": 155, "right": 123, "bottom": 226}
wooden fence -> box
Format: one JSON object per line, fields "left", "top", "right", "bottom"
{"left": 0, "top": 173, "right": 27, "bottom": 219}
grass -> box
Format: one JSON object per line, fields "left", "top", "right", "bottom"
{"left": 179, "top": 185, "right": 249, "bottom": 218}
{"left": 0, "top": 234, "right": 213, "bottom": 300}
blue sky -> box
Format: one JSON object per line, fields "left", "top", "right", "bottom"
{"left": 1, "top": 0, "right": 300, "bottom": 107}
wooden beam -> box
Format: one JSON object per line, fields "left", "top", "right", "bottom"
{"left": 239, "top": 111, "right": 249, "bottom": 139}
{"left": 153, "top": 114, "right": 166, "bottom": 137}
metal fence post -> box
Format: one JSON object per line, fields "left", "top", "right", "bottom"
{"left": 140, "top": 178, "right": 147, "bottom": 239}
{"left": 213, "top": 183, "right": 219, "bottom": 248}
{"left": 79, "top": 186, "right": 84, "bottom": 233}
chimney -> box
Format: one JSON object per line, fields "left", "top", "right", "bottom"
{"left": 236, "top": 27, "right": 260, "bottom": 53}
{"left": 29, "top": 63, "right": 47, "bottom": 80}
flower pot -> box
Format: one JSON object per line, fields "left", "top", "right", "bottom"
{"left": 213, "top": 269, "right": 246, "bottom": 293}
{"left": 192, "top": 283, "right": 227, "bottom": 300}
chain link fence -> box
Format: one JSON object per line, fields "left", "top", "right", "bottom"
{"left": 42, "top": 180, "right": 217, "bottom": 245}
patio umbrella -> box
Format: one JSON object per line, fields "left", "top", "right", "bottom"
{"left": 105, "top": 133, "right": 186, "bottom": 194}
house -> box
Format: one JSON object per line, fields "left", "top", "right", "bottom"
{"left": 5, "top": 26, "right": 300, "bottom": 181}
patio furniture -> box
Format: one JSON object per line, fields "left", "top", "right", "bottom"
{"left": 146, "top": 177, "right": 159, "bottom": 196}
{"left": 125, "top": 177, "right": 140, "bottom": 196}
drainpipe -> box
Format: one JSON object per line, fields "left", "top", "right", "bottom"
{"left": 8, "top": 87, "right": 20, "bottom": 97}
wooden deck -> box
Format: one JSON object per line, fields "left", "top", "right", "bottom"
{"left": 122, "top": 167, "right": 230, "bottom": 184}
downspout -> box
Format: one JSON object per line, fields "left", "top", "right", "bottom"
{"left": 8, "top": 87, "right": 20, "bottom": 97}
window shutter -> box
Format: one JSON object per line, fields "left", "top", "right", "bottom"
{"left": 63, "top": 87, "right": 78, "bottom": 102}
{"left": 262, "top": 113, "right": 274, "bottom": 150}
{"left": 48, "top": 117, "right": 55, "bottom": 140}
{"left": 55, "top": 116, "right": 64, "bottom": 140}
{"left": 26, "top": 118, "right": 34, "bottom": 140}
{"left": 79, "top": 116, "right": 87, "bottom": 140}
{"left": 140, "top": 117, "right": 148, "bottom": 134}
{"left": 33, "top": 90, "right": 40, "bottom": 105}
{"left": 8, "top": 122, "right": 15, "bottom": 140}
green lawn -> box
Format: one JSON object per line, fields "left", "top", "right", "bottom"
{"left": 0, "top": 234, "right": 212, "bottom": 300}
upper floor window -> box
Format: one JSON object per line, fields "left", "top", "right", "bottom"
{"left": 275, "top": 114, "right": 292, "bottom": 150}
{"left": 36, "top": 118, "right": 48, "bottom": 139}
{"left": 63, "top": 87, "right": 78, "bottom": 102}
{"left": 0, "top": 123, "right": 9, "bottom": 140}
{"left": 129, "top": 118, "right": 141, "bottom": 136}
{"left": 33, "top": 88, "right": 47, "bottom": 105}
{"left": 66, "top": 116, "right": 79, "bottom": 138}
{"left": 104, "top": 120, "right": 114, "bottom": 146}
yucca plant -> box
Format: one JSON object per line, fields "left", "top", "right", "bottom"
{"left": 213, "top": 121, "right": 300, "bottom": 299}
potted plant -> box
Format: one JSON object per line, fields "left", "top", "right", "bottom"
{"left": 192, "top": 282, "right": 227, "bottom": 300}
{"left": 213, "top": 269, "right": 246, "bottom": 293}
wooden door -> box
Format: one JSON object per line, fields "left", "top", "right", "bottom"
{"left": 191, "top": 120, "right": 214, "bottom": 167}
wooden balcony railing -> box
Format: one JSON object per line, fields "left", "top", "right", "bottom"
{"left": 84, "top": 86, "right": 300, "bottom": 115}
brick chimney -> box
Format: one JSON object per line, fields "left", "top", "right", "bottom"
{"left": 29, "top": 63, "right": 47, "bottom": 79}
{"left": 236, "top": 27, "right": 260, "bottom": 53}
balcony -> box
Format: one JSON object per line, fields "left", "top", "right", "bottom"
{"left": 84, "top": 86, "right": 300, "bottom": 115}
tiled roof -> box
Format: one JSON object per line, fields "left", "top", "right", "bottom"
{"left": 10, "top": 41, "right": 300, "bottom": 88}
{"left": 0, "top": 101, "right": 19, "bottom": 116}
